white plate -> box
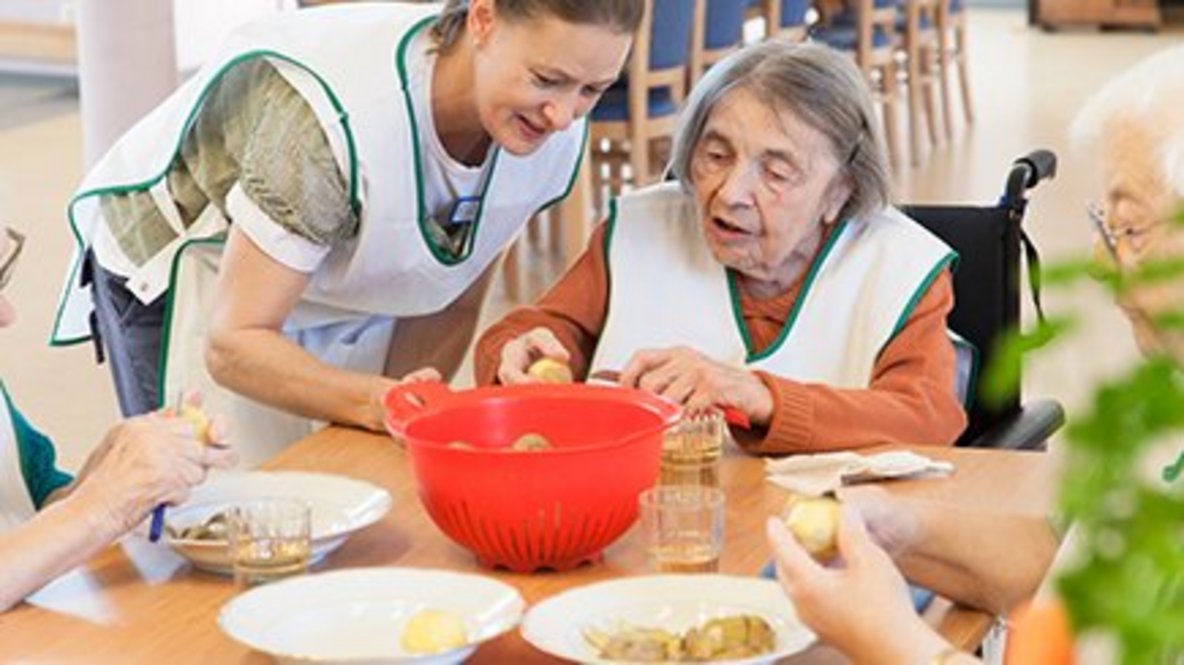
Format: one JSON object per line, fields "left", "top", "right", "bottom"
{"left": 164, "top": 471, "right": 391, "bottom": 574}
{"left": 219, "top": 568, "right": 524, "bottom": 664}
{"left": 521, "top": 575, "right": 816, "bottom": 664}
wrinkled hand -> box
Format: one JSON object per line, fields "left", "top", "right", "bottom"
{"left": 835, "top": 485, "right": 922, "bottom": 558}
{"left": 618, "top": 346, "right": 773, "bottom": 424}
{"left": 76, "top": 403, "right": 237, "bottom": 537}
{"left": 766, "top": 508, "right": 946, "bottom": 663}
{"left": 496, "top": 327, "right": 571, "bottom": 385}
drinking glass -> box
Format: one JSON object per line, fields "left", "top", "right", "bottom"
{"left": 660, "top": 411, "right": 725, "bottom": 487}
{"left": 638, "top": 486, "right": 725, "bottom": 573}
{"left": 227, "top": 499, "right": 311, "bottom": 586}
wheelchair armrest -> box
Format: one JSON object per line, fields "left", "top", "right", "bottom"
{"left": 965, "top": 399, "right": 1065, "bottom": 451}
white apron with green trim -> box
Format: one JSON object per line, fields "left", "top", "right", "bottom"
{"left": 589, "top": 183, "right": 958, "bottom": 391}
{"left": 0, "top": 386, "right": 38, "bottom": 536}
{"left": 52, "top": 4, "right": 586, "bottom": 466}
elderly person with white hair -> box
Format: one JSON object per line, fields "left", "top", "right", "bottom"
{"left": 1072, "top": 45, "right": 1184, "bottom": 362}
{"left": 474, "top": 41, "right": 967, "bottom": 452}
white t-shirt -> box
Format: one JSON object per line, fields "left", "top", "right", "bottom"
{"left": 406, "top": 35, "right": 494, "bottom": 252}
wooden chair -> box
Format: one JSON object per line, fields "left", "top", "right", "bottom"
{"left": 589, "top": 0, "right": 702, "bottom": 200}
{"left": 812, "top": 0, "right": 902, "bottom": 167}
{"left": 899, "top": 0, "right": 944, "bottom": 165}
{"left": 690, "top": 0, "right": 749, "bottom": 83}
{"left": 764, "top": 0, "right": 813, "bottom": 42}
{"left": 936, "top": 0, "right": 974, "bottom": 137}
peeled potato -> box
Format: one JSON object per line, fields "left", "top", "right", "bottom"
{"left": 179, "top": 404, "right": 212, "bottom": 444}
{"left": 783, "top": 495, "right": 840, "bottom": 561}
{"left": 510, "top": 432, "right": 553, "bottom": 452}
{"left": 401, "top": 609, "right": 468, "bottom": 654}
{"left": 526, "top": 357, "right": 574, "bottom": 384}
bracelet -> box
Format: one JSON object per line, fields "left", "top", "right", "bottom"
{"left": 929, "top": 646, "right": 962, "bottom": 665}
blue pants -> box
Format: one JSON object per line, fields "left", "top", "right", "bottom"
{"left": 87, "top": 253, "right": 166, "bottom": 417}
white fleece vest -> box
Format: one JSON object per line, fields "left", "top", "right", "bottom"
{"left": 589, "top": 183, "right": 957, "bottom": 389}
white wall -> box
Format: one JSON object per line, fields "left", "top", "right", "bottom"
{"left": 173, "top": 0, "right": 297, "bottom": 73}
{"left": 0, "top": 1, "right": 73, "bottom": 25}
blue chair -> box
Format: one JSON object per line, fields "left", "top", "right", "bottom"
{"left": 590, "top": 0, "right": 702, "bottom": 193}
{"left": 690, "top": 0, "right": 750, "bottom": 82}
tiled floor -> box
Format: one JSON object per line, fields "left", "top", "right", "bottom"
{"left": 1, "top": 9, "right": 1181, "bottom": 469}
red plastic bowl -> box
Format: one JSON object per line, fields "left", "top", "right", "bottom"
{"left": 384, "top": 382, "right": 681, "bottom": 572}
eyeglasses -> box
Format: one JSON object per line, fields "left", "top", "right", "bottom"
{"left": 1087, "top": 201, "right": 1169, "bottom": 263}
{"left": 0, "top": 227, "right": 25, "bottom": 290}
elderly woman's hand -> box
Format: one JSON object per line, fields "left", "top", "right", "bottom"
{"left": 496, "top": 326, "right": 571, "bottom": 385}
{"left": 618, "top": 346, "right": 774, "bottom": 424}
{"left": 73, "top": 407, "right": 237, "bottom": 538}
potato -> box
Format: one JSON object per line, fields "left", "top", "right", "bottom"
{"left": 179, "top": 404, "right": 212, "bottom": 444}
{"left": 782, "top": 495, "right": 840, "bottom": 561}
{"left": 510, "top": 433, "right": 553, "bottom": 452}
{"left": 526, "top": 357, "right": 574, "bottom": 384}
{"left": 401, "top": 609, "right": 467, "bottom": 654}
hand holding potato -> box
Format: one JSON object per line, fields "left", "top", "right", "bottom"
{"left": 496, "top": 327, "right": 572, "bottom": 385}
{"left": 766, "top": 508, "right": 951, "bottom": 664}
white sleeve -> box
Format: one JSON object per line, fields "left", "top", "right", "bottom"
{"left": 226, "top": 183, "right": 330, "bottom": 273}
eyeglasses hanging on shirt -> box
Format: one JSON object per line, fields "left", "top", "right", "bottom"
{"left": 428, "top": 195, "right": 483, "bottom": 259}
{"left": 424, "top": 149, "right": 500, "bottom": 261}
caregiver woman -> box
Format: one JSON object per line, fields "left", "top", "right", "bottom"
{"left": 53, "top": 0, "right": 639, "bottom": 465}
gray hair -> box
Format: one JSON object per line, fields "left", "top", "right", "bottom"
{"left": 669, "top": 41, "right": 889, "bottom": 223}
{"left": 1070, "top": 46, "right": 1184, "bottom": 198}
{"left": 430, "top": 0, "right": 643, "bottom": 51}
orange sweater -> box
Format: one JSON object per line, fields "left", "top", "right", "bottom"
{"left": 475, "top": 223, "right": 967, "bottom": 453}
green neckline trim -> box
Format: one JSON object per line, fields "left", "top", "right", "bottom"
{"left": 51, "top": 49, "right": 361, "bottom": 346}
{"left": 888, "top": 252, "right": 958, "bottom": 339}
{"left": 155, "top": 235, "right": 228, "bottom": 408}
{"left": 397, "top": 14, "right": 505, "bottom": 267}
{"left": 733, "top": 219, "right": 852, "bottom": 362}
{"left": 531, "top": 122, "right": 589, "bottom": 218}
{"left": 602, "top": 197, "right": 620, "bottom": 300}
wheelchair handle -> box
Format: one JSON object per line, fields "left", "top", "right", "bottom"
{"left": 1003, "top": 149, "right": 1058, "bottom": 210}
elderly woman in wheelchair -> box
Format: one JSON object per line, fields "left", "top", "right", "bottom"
{"left": 474, "top": 41, "right": 967, "bottom": 453}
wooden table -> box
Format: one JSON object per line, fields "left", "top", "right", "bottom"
{"left": 0, "top": 429, "right": 1056, "bottom": 663}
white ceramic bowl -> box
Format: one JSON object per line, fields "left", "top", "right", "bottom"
{"left": 521, "top": 574, "right": 816, "bottom": 664}
{"left": 164, "top": 471, "right": 391, "bottom": 574}
{"left": 219, "top": 568, "right": 524, "bottom": 664}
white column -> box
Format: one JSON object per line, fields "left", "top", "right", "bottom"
{"left": 75, "top": 0, "right": 178, "bottom": 167}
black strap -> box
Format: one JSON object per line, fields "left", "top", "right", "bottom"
{"left": 79, "top": 250, "right": 106, "bottom": 365}
{"left": 1019, "top": 229, "right": 1046, "bottom": 325}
